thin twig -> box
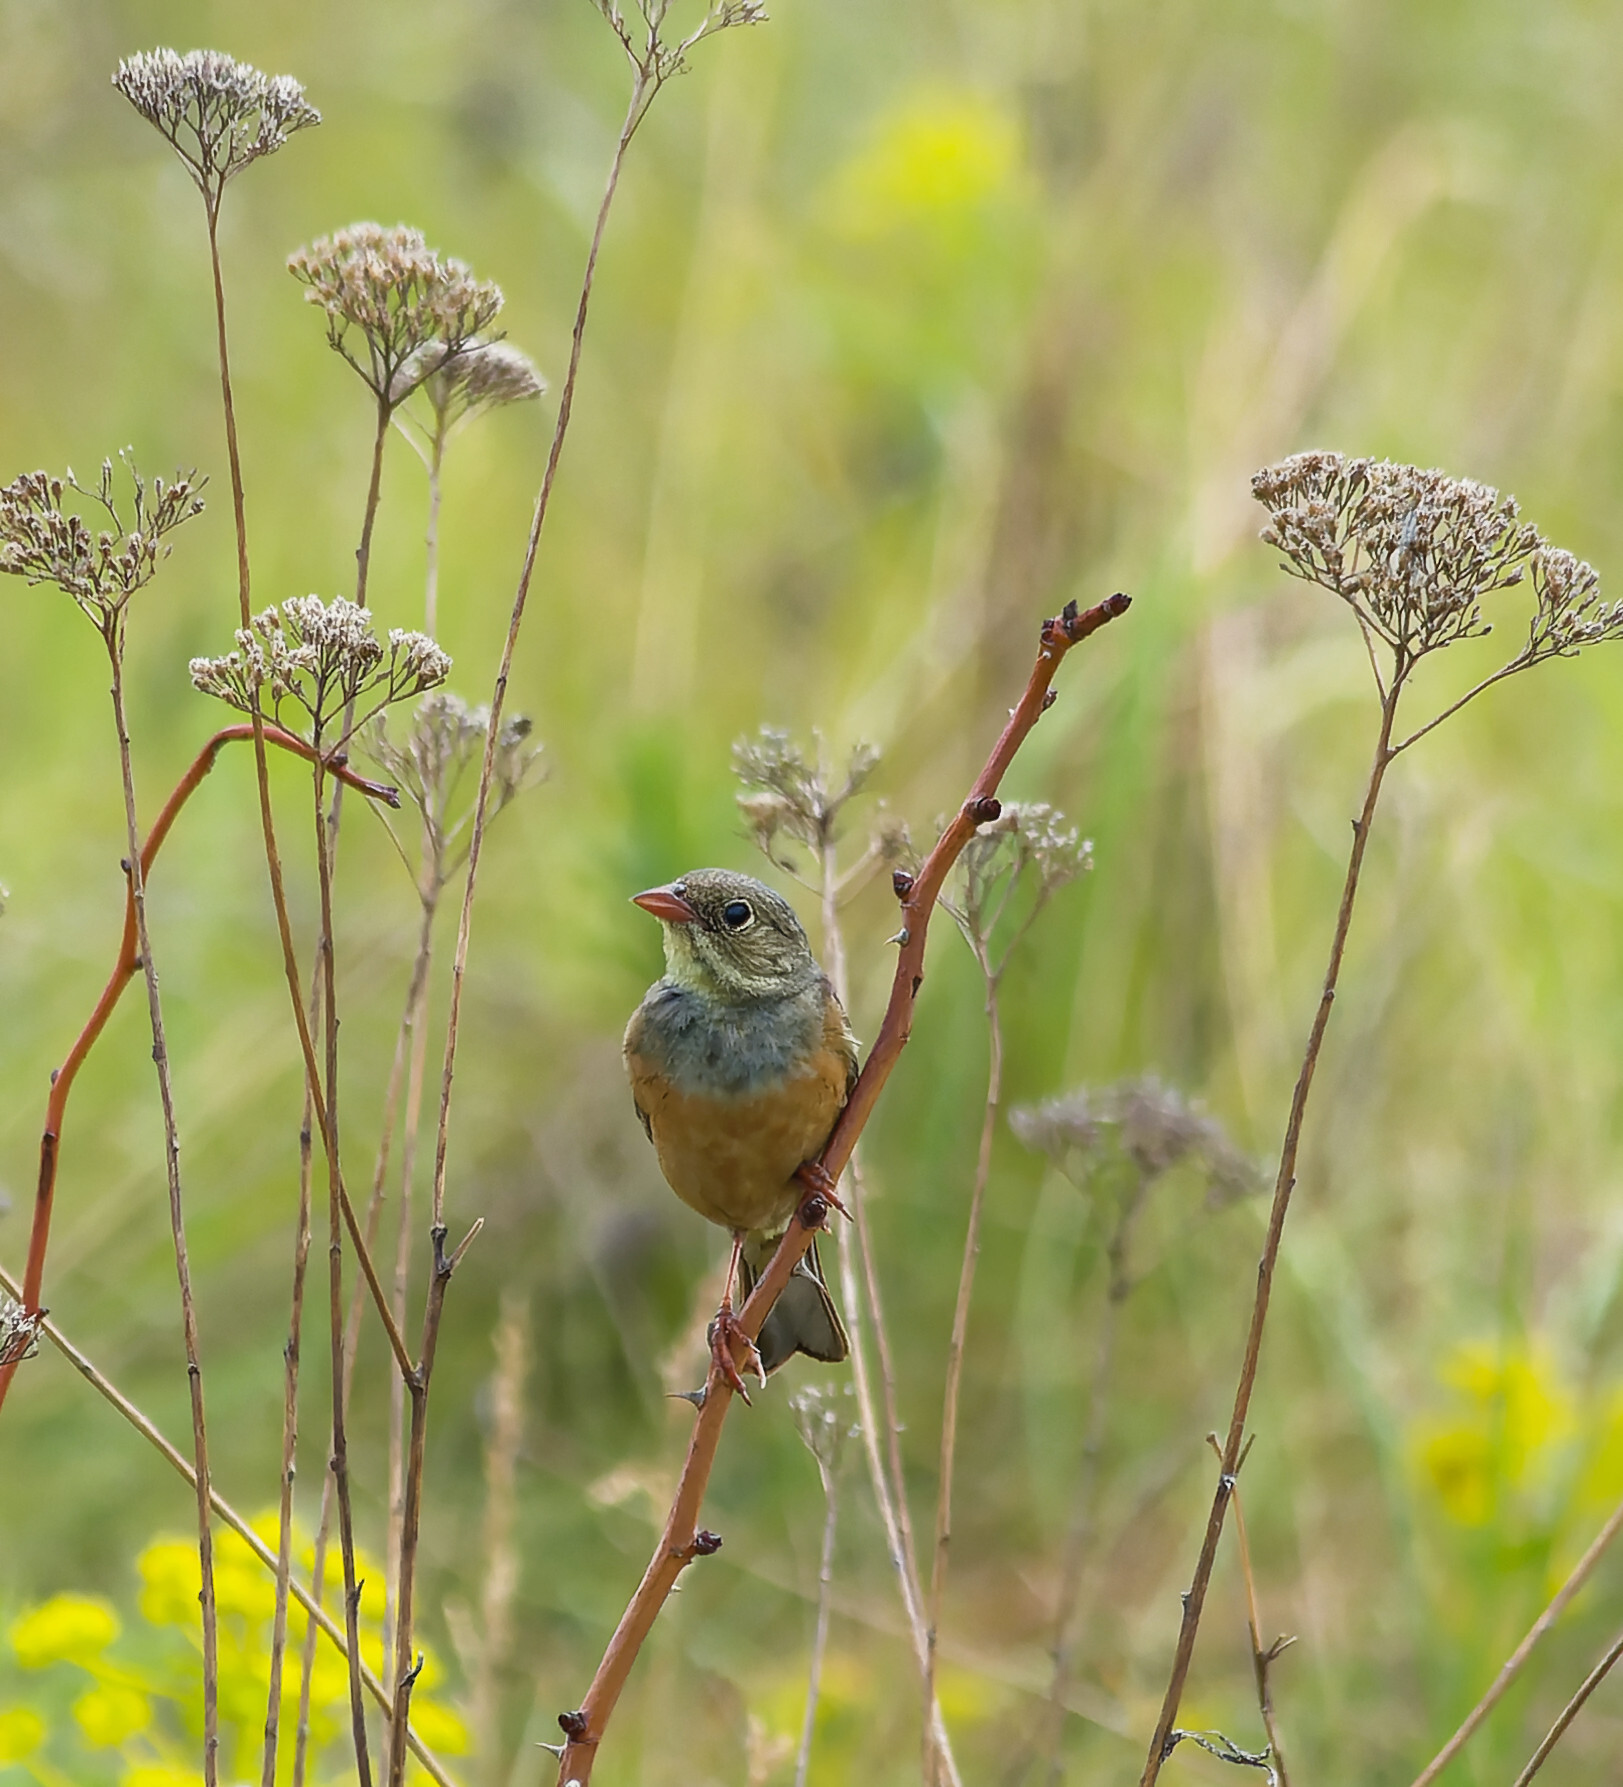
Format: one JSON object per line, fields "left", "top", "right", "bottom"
{"left": 925, "top": 931, "right": 1002, "bottom": 1784}
{"left": 1408, "top": 1485, "right": 1623, "bottom": 1787}
{"left": 471, "top": 1289, "right": 530, "bottom": 1781}
{"left": 794, "top": 1418, "right": 846, "bottom": 1787}
{"left": 105, "top": 626, "right": 220, "bottom": 1787}
{"left": 1140, "top": 668, "right": 1405, "bottom": 1784}
{"left": 0, "top": 1260, "right": 460, "bottom": 1787}
{"left": 819, "top": 831, "right": 961, "bottom": 1784}
{"left": 553, "top": 594, "right": 1131, "bottom": 1786}
{"left": 1208, "top": 1433, "right": 1292, "bottom": 1786}
{"left": 312, "top": 757, "right": 375, "bottom": 1787}
{"left": 0, "top": 725, "right": 395, "bottom": 1409}
{"left": 1510, "top": 1626, "right": 1623, "bottom": 1787}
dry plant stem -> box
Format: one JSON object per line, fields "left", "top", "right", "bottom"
{"left": 1140, "top": 670, "right": 1405, "bottom": 1786}
{"left": 1408, "top": 1485, "right": 1623, "bottom": 1787}
{"left": 819, "top": 840, "right": 959, "bottom": 1783}
{"left": 356, "top": 400, "right": 390, "bottom": 607}
{"left": 106, "top": 640, "right": 220, "bottom": 1787}
{"left": 0, "top": 724, "right": 394, "bottom": 1410}
{"left": 553, "top": 593, "right": 1131, "bottom": 1786}
{"left": 794, "top": 1462, "right": 843, "bottom": 1787}
{"left": 0, "top": 1262, "right": 460, "bottom": 1787}
{"left": 263, "top": 985, "right": 320, "bottom": 1787}
{"left": 312, "top": 761, "right": 376, "bottom": 1787}
{"left": 424, "top": 429, "right": 445, "bottom": 638}
{"left": 430, "top": 72, "right": 644, "bottom": 1235}
{"left": 1214, "top": 1436, "right": 1291, "bottom": 1786}
{"left": 385, "top": 893, "right": 439, "bottom": 1681}
{"left": 925, "top": 940, "right": 1002, "bottom": 1783}
{"left": 1510, "top": 1626, "right": 1623, "bottom": 1787}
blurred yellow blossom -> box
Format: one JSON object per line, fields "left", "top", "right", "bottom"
{"left": 11, "top": 1593, "right": 120, "bottom": 1667}
{"left": 827, "top": 89, "right": 1021, "bottom": 237}
{"left": 74, "top": 1681, "right": 152, "bottom": 1747}
{"left": 137, "top": 1539, "right": 199, "bottom": 1628}
{"left": 122, "top": 1767, "right": 202, "bottom": 1787}
{"left": 0, "top": 1707, "right": 46, "bottom": 1761}
{"left": 1414, "top": 1339, "right": 1577, "bottom": 1527}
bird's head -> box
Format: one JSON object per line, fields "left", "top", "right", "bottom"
{"left": 633, "top": 868, "right": 818, "bottom": 1003}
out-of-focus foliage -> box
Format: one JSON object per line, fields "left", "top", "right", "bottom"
{"left": 4, "top": 2, "right": 1623, "bottom": 1784}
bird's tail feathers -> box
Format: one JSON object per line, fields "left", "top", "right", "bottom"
{"left": 740, "top": 1233, "right": 848, "bottom": 1372}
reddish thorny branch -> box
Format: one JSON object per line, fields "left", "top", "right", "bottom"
{"left": 552, "top": 591, "right": 1131, "bottom": 1786}
{"left": 0, "top": 724, "right": 398, "bottom": 1410}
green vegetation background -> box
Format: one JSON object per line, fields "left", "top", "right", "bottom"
{"left": 5, "top": 1, "right": 1623, "bottom": 1782}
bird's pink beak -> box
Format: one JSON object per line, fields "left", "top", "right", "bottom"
{"left": 633, "top": 884, "right": 698, "bottom": 924}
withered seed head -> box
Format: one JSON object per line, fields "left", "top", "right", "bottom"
{"left": 114, "top": 49, "right": 318, "bottom": 201}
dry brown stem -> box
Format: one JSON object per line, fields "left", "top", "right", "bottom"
{"left": 0, "top": 723, "right": 396, "bottom": 1409}
{"left": 1407, "top": 1485, "right": 1623, "bottom": 1787}
{"left": 552, "top": 591, "right": 1131, "bottom": 1785}
{"left": 1140, "top": 673, "right": 1402, "bottom": 1783}
{"left": 1510, "top": 1625, "right": 1623, "bottom": 1786}
{"left": 0, "top": 1260, "right": 460, "bottom": 1787}
{"left": 818, "top": 828, "right": 960, "bottom": 1783}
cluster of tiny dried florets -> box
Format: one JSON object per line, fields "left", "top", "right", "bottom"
{"left": 364, "top": 690, "right": 542, "bottom": 854}
{"left": 594, "top": 0, "right": 767, "bottom": 85}
{"left": 733, "top": 727, "right": 881, "bottom": 858}
{"left": 1010, "top": 1076, "right": 1257, "bottom": 1209}
{"left": 1252, "top": 451, "right": 1623, "bottom": 663}
{"left": 289, "top": 224, "right": 504, "bottom": 410}
{"left": 398, "top": 339, "right": 547, "bottom": 438}
{"left": 960, "top": 802, "right": 1093, "bottom": 908}
{"left": 113, "top": 48, "right": 319, "bottom": 201}
{"left": 190, "top": 595, "right": 450, "bottom": 741}
{"left": 0, "top": 459, "right": 204, "bottom": 626}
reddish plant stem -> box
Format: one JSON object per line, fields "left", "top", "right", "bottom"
{"left": 1139, "top": 671, "right": 1404, "bottom": 1785}
{"left": 552, "top": 593, "right": 1131, "bottom": 1786}
{"left": 0, "top": 725, "right": 396, "bottom": 1413}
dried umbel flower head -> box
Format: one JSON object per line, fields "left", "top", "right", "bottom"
{"left": 289, "top": 224, "right": 504, "bottom": 411}
{"left": 948, "top": 801, "right": 1092, "bottom": 961}
{"left": 1011, "top": 1077, "right": 1257, "bottom": 1210}
{"left": 363, "top": 690, "right": 543, "bottom": 874}
{"left": 399, "top": 339, "right": 547, "bottom": 439}
{"left": 190, "top": 595, "right": 450, "bottom": 744}
{"left": 0, "top": 456, "right": 204, "bottom": 632}
{"left": 1253, "top": 452, "right": 1623, "bottom": 667}
{"left": 733, "top": 727, "right": 880, "bottom": 861}
{"left": 114, "top": 49, "right": 319, "bottom": 204}
{"left": 0, "top": 1292, "right": 41, "bottom": 1369}
{"left": 595, "top": 0, "right": 767, "bottom": 91}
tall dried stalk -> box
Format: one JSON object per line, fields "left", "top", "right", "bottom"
{"left": 1141, "top": 453, "right": 1623, "bottom": 1783}
{"left": 789, "top": 1385, "right": 854, "bottom": 1787}
{"left": 926, "top": 810, "right": 1088, "bottom": 1783}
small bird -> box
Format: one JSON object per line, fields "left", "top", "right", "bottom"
{"left": 623, "top": 867, "right": 855, "bottom": 1396}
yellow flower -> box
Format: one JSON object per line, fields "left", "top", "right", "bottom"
{"left": 1419, "top": 1422, "right": 1495, "bottom": 1526}
{"left": 11, "top": 1592, "right": 120, "bottom": 1667}
{"left": 138, "top": 1539, "right": 200, "bottom": 1629}
{"left": 827, "top": 90, "right": 1021, "bottom": 238}
{"left": 74, "top": 1681, "right": 152, "bottom": 1747}
{"left": 0, "top": 1707, "right": 46, "bottom": 1761}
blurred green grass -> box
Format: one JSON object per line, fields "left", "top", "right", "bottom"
{"left": 5, "top": 1, "right": 1623, "bottom": 1782}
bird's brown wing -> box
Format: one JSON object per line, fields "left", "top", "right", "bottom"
{"left": 824, "top": 980, "right": 860, "bottom": 1109}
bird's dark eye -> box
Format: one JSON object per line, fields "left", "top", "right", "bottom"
{"left": 721, "top": 899, "right": 753, "bottom": 931}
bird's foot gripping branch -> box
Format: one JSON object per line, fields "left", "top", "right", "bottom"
{"left": 552, "top": 590, "right": 1131, "bottom": 1786}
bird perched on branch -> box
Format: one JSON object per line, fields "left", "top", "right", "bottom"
{"left": 624, "top": 868, "right": 854, "bottom": 1398}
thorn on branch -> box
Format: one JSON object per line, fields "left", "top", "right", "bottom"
{"left": 690, "top": 1529, "right": 723, "bottom": 1557}
{"left": 800, "top": 1195, "right": 829, "bottom": 1231}
{"left": 1042, "top": 689, "right": 1057, "bottom": 711}
{"left": 892, "top": 868, "right": 914, "bottom": 899}
{"left": 558, "top": 1708, "right": 590, "bottom": 1740}
{"left": 970, "top": 795, "right": 1002, "bottom": 824}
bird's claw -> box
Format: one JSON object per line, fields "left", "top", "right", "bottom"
{"left": 795, "top": 1159, "right": 850, "bottom": 1222}
{"left": 707, "top": 1302, "right": 765, "bottom": 1404}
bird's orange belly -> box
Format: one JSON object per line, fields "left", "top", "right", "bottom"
{"left": 638, "top": 1068, "right": 843, "bottom": 1234}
